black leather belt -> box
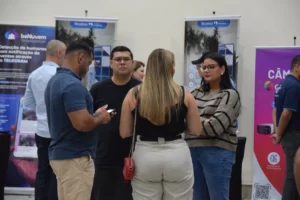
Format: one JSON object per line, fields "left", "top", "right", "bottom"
{"left": 139, "top": 134, "right": 182, "bottom": 142}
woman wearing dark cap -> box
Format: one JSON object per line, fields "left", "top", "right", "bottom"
{"left": 186, "top": 53, "right": 241, "bottom": 200}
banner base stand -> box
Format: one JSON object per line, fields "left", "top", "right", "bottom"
{"left": 4, "top": 187, "right": 34, "bottom": 195}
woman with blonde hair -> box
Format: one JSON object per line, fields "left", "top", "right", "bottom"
{"left": 120, "top": 48, "right": 202, "bottom": 200}
{"left": 132, "top": 60, "right": 145, "bottom": 81}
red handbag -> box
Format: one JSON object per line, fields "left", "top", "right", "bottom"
{"left": 123, "top": 157, "right": 135, "bottom": 182}
{"left": 123, "top": 89, "right": 139, "bottom": 182}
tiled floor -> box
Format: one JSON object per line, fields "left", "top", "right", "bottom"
{"left": 4, "top": 196, "right": 252, "bottom": 200}
{"left": 4, "top": 195, "right": 251, "bottom": 200}
{"left": 4, "top": 185, "right": 252, "bottom": 200}
{"left": 4, "top": 195, "right": 34, "bottom": 200}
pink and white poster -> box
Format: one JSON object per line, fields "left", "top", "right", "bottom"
{"left": 252, "top": 47, "right": 300, "bottom": 199}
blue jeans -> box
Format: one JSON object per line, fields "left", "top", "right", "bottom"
{"left": 190, "top": 147, "right": 235, "bottom": 200}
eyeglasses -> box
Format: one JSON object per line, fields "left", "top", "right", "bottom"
{"left": 112, "top": 57, "right": 132, "bottom": 63}
{"left": 199, "top": 64, "right": 218, "bottom": 72}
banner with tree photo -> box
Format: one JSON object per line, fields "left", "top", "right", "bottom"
{"left": 184, "top": 16, "right": 240, "bottom": 89}
{"left": 55, "top": 17, "right": 117, "bottom": 89}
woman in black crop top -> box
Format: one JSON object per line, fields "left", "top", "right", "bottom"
{"left": 120, "top": 48, "right": 202, "bottom": 200}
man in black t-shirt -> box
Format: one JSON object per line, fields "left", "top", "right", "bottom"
{"left": 90, "top": 46, "right": 141, "bottom": 200}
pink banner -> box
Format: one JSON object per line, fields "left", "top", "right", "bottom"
{"left": 252, "top": 47, "right": 300, "bottom": 199}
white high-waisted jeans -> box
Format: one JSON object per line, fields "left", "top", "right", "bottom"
{"left": 131, "top": 136, "right": 194, "bottom": 200}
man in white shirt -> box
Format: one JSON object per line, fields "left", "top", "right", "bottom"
{"left": 23, "top": 40, "right": 66, "bottom": 200}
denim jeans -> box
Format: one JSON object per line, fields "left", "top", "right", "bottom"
{"left": 190, "top": 146, "right": 235, "bottom": 200}
{"left": 35, "top": 134, "right": 58, "bottom": 200}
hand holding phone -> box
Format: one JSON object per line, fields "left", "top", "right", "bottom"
{"left": 94, "top": 105, "right": 116, "bottom": 124}
{"left": 107, "top": 109, "right": 116, "bottom": 116}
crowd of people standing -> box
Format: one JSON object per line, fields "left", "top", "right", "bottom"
{"left": 23, "top": 39, "right": 243, "bottom": 200}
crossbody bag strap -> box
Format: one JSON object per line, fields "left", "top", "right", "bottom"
{"left": 129, "top": 86, "right": 139, "bottom": 157}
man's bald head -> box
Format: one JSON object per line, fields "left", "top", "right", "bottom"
{"left": 46, "top": 40, "right": 65, "bottom": 56}
{"left": 46, "top": 40, "right": 66, "bottom": 66}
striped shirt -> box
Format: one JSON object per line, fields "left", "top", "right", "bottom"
{"left": 186, "top": 86, "right": 241, "bottom": 152}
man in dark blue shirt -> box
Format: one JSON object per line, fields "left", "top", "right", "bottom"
{"left": 273, "top": 55, "right": 300, "bottom": 200}
{"left": 44, "top": 40, "right": 113, "bottom": 200}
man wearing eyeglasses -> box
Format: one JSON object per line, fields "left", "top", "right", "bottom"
{"left": 90, "top": 46, "right": 141, "bottom": 200}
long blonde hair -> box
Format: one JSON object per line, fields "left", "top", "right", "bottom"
{"left": 139, "top": 49, "right": 182, "bottom": 125}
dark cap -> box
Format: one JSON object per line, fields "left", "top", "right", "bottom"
{"left": 191, "top": 52, "right": 211, "bottom": 65}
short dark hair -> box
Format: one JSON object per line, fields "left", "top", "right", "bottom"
{"left": 201, "top": 52, "right": 234, "bottom": 92}
{"left": 291, "top": 55, "right": 300, "bottom": 70}
{"left": 65, "top": 40, "right": 93, "bottom": 57}
{"left": 110, "top": 46, "right": 133, "bottom": 60}
{"left": 81, "top": 37, "right": 94, "bottom": 52}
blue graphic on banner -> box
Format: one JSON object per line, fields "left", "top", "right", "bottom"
{"left": 94, "top": 45, "right": 111, "bottom": 81}
{"left": 0, "top": 25, "right": 54, "bottom": 132}
{"left": 0, "top": 94, "right": 20, "bottom": 132}
{"left": 198, "top": 20, "right": 231, "bottom": 28}
{"left": 0, "top": 24, "right": 55, "bottom": 189}
{"left": 0, "top": 25, "right": 55, "bottom": 187}
{"left": 5, "top": 30, "right": 19, "bottom": 40}
{"left": 70, "top": 21, "right": 107, "bottom": 29}
{"left": 218, "top": 43, "right": 234, "bottom": 78}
